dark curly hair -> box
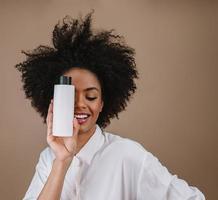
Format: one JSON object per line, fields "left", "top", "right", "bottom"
{"left": 15, "top": 12, "right": 138, "bottom": 128}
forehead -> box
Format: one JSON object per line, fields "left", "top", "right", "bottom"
{"left": 63, "top": 68, "right": 101, "bottom": 90}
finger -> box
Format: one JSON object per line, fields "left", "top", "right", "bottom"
{"left": 73, "top": 117, "right": 80, "bottom": 139}
{"left": 63, "top": 118, "right": 79, "bottom": 154}
{"left": 47, "top": 113, "right": 53, "bottom": 136}
{"left": 47, "top": 103, "right": 53, "bottom": 130}
{"left": 47, "top": 102, "right": 54, "bottom": 144}
{"left": 46, "top": 101, "right": 53, "bottom": 123}
{"left": 49, "top": 99, "right": 53, "bottom": 114}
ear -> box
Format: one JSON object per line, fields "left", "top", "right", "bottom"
{"left": 100, "top": 100, "right": 104, "bottom": 112}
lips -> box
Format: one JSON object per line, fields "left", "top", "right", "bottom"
{"left": 74, "top": 113, "right": 90, "bottom": 124}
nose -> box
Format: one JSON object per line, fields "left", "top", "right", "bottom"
{"left": 75, "top": 94, "right": 86, "bottom": 109}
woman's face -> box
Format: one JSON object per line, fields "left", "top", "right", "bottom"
{"left": 64, "top": 68, "right": 103, "bottom": 135}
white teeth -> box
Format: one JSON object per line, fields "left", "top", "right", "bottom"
{"left": 75, "top": 114, "right": 88, "bottom": 119}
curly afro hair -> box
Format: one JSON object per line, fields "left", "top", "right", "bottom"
{"left": 15, "top": 12, "right": 138, "bottom": 128}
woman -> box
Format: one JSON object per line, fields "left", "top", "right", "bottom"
{"left": 15, "top": 12, "right": 205, "bottom": 200}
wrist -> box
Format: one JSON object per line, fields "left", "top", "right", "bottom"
{"left": 53, "top": 158, "right": 72, "bottom": 171}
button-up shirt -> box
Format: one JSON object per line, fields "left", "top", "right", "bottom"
{"left": 23, "top": 125, "right": 205, "bottom": 200}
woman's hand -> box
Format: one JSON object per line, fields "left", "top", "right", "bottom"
{"left": 46, "top": 99, "right": 80, "bottom": 163}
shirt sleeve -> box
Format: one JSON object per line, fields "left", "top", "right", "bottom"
{"left": 23, "top": 147, "right": 54, "bottom": 200}
{"left": 136, "top": 151, "right": 205, "bottom": 200}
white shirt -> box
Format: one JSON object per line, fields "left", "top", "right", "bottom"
{"left": 23, "top": 125, "right": 205, "bottom": 200}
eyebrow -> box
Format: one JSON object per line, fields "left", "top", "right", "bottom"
{"left": 84, "top": 87, "right": 100, "bottom": 92}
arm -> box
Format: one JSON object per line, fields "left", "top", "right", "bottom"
{"left": 37, "top": 159, "right": 71, "bottom": 200}
{"left": 137, "top": 151, "right": 205, "bottom": 200}
{"left": 23, "top": 99, "right": 80, "bottom": 200}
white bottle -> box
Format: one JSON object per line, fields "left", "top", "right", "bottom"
{"left": 52, "top": 76, "right": 75, "bottom": 137}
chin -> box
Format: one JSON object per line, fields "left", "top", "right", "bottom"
{"left": 78, "top": 126, "right": 90, "bottom": 135}
{"left": 78, "top": 123, "right": 96, "bottom": 135}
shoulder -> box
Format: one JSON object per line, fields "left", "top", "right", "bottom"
{"left": 101, "top": 131, "right": 149, "bottom": 165}
{"left": 105, "top": 131, "right": 145, "bottom": 152}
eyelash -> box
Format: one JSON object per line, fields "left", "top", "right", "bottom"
{"left": 86, "top": 97, "right": 97, "bottom": 101}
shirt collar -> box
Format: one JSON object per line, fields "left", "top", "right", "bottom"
{"left": 75, "top": 125, "right": 105, "bottom": 165}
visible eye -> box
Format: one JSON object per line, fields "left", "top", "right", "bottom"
{"left": 86, "top": 96, "right": 97, "bottom": 101}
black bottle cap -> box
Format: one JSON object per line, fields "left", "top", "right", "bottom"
{"left": 59, "top": 76, "right": 72, "bottom": 85}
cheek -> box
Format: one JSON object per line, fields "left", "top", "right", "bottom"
{"left": 91, "top": 102, "right": 103, "bottom": 115}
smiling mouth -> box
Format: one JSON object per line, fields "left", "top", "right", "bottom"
{"left": 74, "top": 113, "right": 90, "bottom": 124}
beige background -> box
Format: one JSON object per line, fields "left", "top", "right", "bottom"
{"left": 0, "top": 0, "right": 217, "bottom": 199}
